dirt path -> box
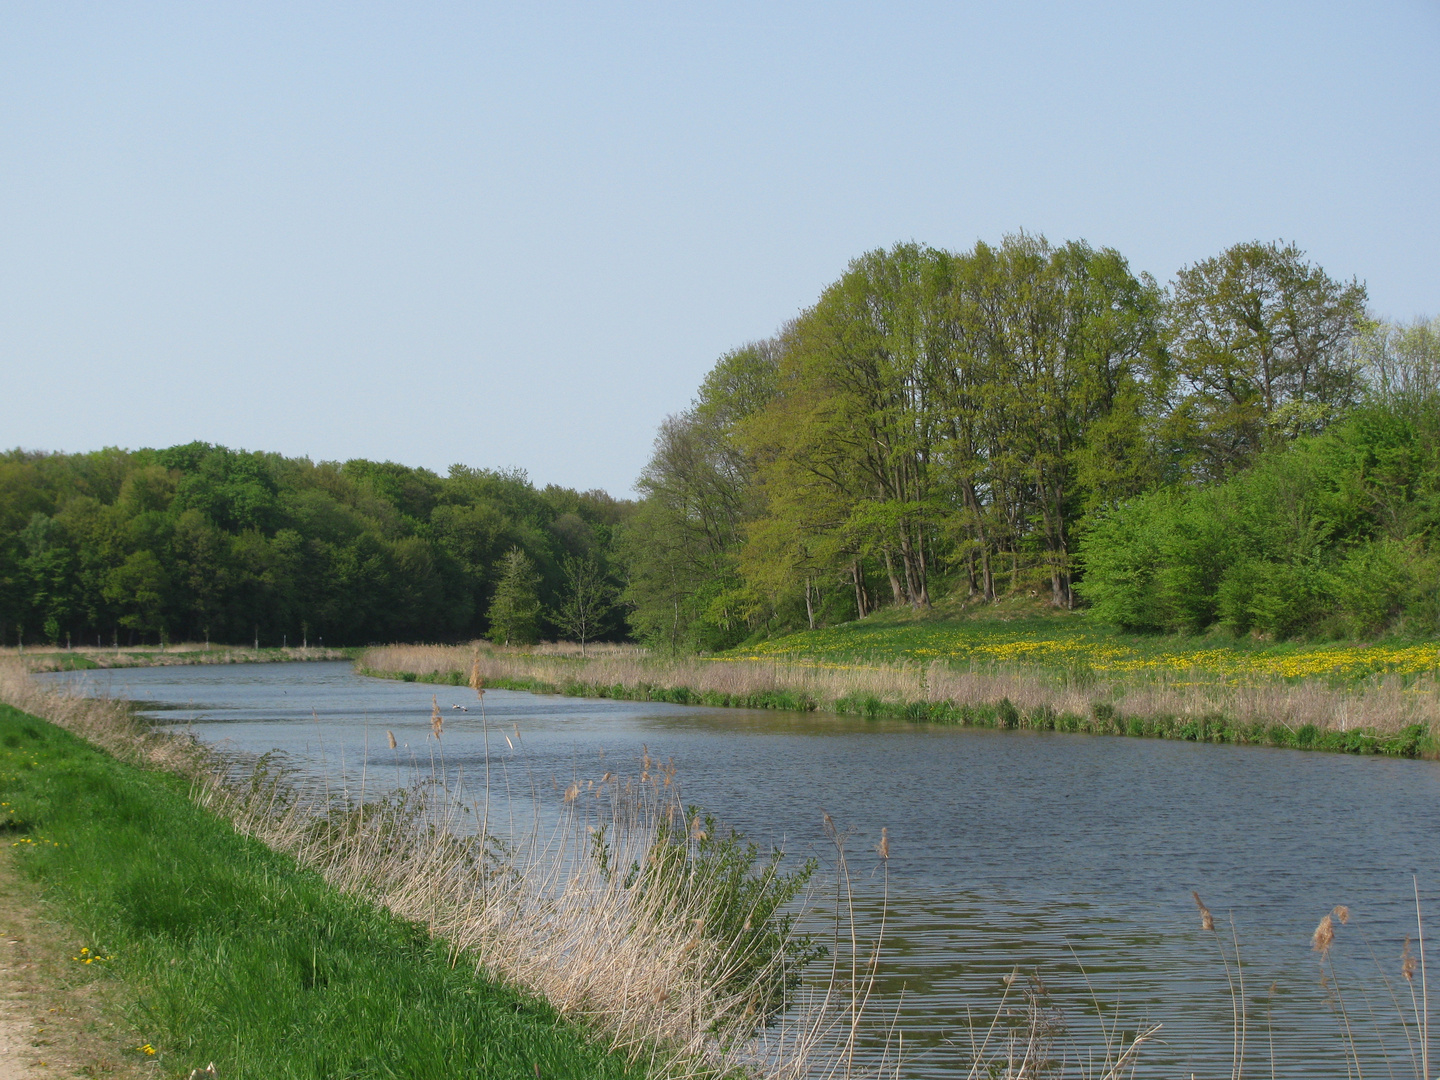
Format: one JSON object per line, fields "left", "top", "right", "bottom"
{"left": 0, "top": 851, "right": 149, "bottom": 1079}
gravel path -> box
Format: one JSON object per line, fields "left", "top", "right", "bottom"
{"left": 0, "top": 852, "right": 147, "bottom": 1080}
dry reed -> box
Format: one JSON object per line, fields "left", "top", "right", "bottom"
{"left": 2, "top": 642, "right": 352, "bottom": 672}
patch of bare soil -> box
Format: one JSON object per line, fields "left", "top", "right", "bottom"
{"left": 0, "top": 851, "right": 152, "bottom": 1080}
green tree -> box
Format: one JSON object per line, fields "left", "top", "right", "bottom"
{"left": 1353, "top": 315, "right": 1440, "bottom": 403}
{"left": 103, "top": 549, "right": 170, "bottom": 642}
{"left": 621, "top": 341, "right": 780, "bottom": 651}
{"left": 20, "top": 513, "right": 76, "bottom": 642}
{"left": 553, "top": 554, "right": 613, "bottom": 655}
{"left": 486, "top": 547, "right": 540, "bottom": 646}
{"left": 1167, "top": 240, "right": 1367, "bottom": 478}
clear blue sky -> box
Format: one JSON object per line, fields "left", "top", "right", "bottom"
{"left": 2, "top": 2, "right": 1436, "bottom": 496}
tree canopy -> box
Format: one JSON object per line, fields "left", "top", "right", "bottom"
{"left": 620, "top": 236, "right": 1435, "bottom": 647}
{"left": 0, "top": 443, "right": 631, "bottom": 647}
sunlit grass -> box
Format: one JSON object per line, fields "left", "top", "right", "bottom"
{"left": 729, "top": 614, "right": 1440, "bottom": 684}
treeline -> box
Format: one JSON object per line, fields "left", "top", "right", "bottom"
{"left": 0, "top": 442, "right": 632, "bottom": 647}
{"left": 625, "top": 235, "right": 1440, "bottom": 650}
{"left": 7, "top": 237, "right": 1436, "bottom": 653}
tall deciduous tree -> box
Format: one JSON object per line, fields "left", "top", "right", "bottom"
{"left": 1167, "top": 240, "right": 1367, "bottom": 478}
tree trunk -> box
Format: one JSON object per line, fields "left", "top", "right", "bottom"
{"left": 898, "top": 531, "right": 922, "bottom": 607}
{"left": 915, "top": 525, "right": 931, "bottom": 606}
{"left": 882, "top": 547, "right": 904, "bottom": 605}
{"left": 805, "top": 575, "right": 815, "bottom": 630}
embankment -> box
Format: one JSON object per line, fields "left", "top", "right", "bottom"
{"left": 0, "top": 698, "right": 647, "bottom": 1079}
{"left": 0, "top": 661, "right": 871, "bottom": 1078}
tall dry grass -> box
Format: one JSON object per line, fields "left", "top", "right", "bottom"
{"left": 362, "top": 642, "right": 1440, "bottom": 737}
{"left": 0, "top": 660, "right": 199, "bottom": 772}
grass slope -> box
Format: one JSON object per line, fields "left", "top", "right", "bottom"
{"left": 729, "top": 600, "right": 1440, "bottom": 683}
{"left": 0, "top": 703, "right": 645, "bottom": 1080}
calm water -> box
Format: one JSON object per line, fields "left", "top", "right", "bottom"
{"left": 44, "top": 661, "right": 1440, "bottom": 1078}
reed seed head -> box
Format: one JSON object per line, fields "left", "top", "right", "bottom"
{"left": 1402, "top": 937, "right": 1417, "bottom": 981}
{"left": 1192, "top": 891, "right": 1215, "bottom": 932}
{"left": 386, "top": 730, "right": 396, "bottom": 750}
{"left": 877, "top": 826, "right": 890, "bottom": 860}
{"left": 1312, "top": 914, "right": 1335, "bottom": 954}
{"left": 1332, "top": 904, "right": 1350, "bottom": 925}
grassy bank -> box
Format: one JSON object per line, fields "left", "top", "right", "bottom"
{"left": 4, "top": 643, "right": 360, "bottom": 673}
{"left": 0, "top": 700, "right": 648, "bottom": 1079}
{"left": 734, "top": 601, "right": 1440, "bottom": 682}
{"left": 361, "top": 633, "right": 1440, "bottom": 759}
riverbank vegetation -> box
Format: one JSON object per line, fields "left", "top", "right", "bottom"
{"left": 2, "top": 641, "right": 358, "bottom": 672}
{"left": 359, "top": 639, "right": 1440, "bottom": 757}
{"left": 0, "top": 661, "right": 888, "bottom": 1077}
{"left": 0, "top": 703, "right": 656, "bottom": 1077}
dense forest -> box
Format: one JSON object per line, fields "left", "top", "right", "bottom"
{"left": 4, "top": 236, "right": 1436, "bottom": 651}
{"left": 0, "top": 445, "right": 631, "bottom": 647}
{"left": 626, "top": 237, "right": 1439, "bottom": 650}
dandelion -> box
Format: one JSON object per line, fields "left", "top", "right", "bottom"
{"left": 136, "top": 1044, "right": 156, "bottom": 1056}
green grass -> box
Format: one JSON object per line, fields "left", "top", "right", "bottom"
{"left": 0, "top": 703, "right": 647, "bottom": 1080}
{"left": 726, "top": 603, "right": 1440, "bottom": 684}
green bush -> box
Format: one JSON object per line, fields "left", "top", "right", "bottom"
{"left": 1079, "top": 401, "right": 1440, "bottom": 639}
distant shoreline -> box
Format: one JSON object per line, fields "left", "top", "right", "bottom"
{"left": 359, "top": 641, "right": 1440, "bottom": 761}
{"left": 3, "top": 643, "right": 360, "bottom": 672}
